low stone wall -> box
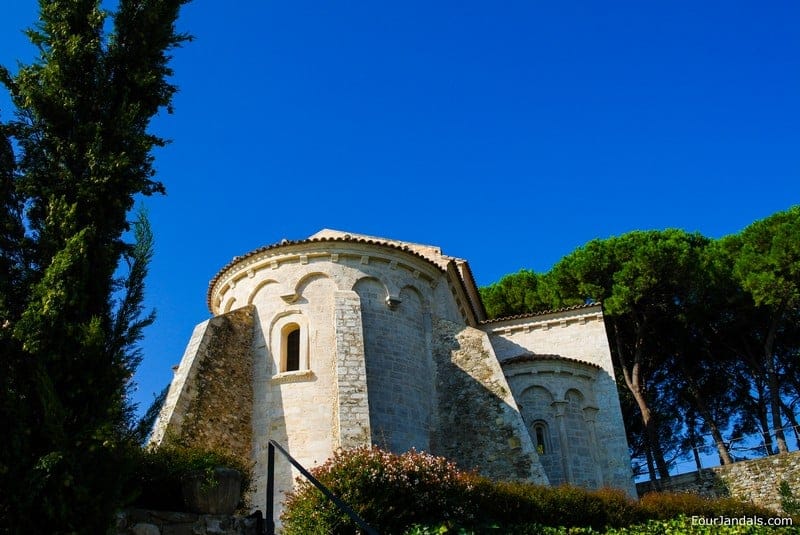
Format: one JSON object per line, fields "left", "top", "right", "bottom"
{"left": 116, "top": 509, "right": 260, "bottom": 535}
{"left": 637, "top": 451, "right": 800, "bottom": 512}
{"left": 637, "top": 470, "right": 725, "bottom": 497}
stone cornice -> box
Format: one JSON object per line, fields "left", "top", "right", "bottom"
{"left": 208, "top": 238, "right": 446, "bottom": 313}
{"left": 445, "top": 261, "right": 479, "bottom": 327}
{"left": 269, "top": 369, "right": 315, "bottom": 385}
{"left": 502, "top": 353, "right": 602, "bottom": 374}
{"left": 480, "top": 303, "right": 604, "bottom": 335}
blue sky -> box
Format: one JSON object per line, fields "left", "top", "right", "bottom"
{"left": 1, "top": 1, "right": 798, "bottom": 417}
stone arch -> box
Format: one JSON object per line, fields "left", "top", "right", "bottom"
{"left": 275, "top": 272, "right": 335, "bottom": 304}
{"left": 398, "top": 285, "right": 426, "bottom": 320}
{"left": 518, "top": 385, "right": 556, "bottom": 436}
{"left": 518, "top": 385, "right": 564, "bottom": 484}
{"left": 562, "top": 387, "right": 598, "bottom": 488}
{"left": 521, "top": 384, "right": 555, "bottom": 404}
{"left": 295, "top": 271, "right": 335, "bottom": 296}
{"left": 268, "top": 311, "right": 309, "bottom": 375}
{"left": 565, "top": 388, "right": 585, "bottom": 405}
{"left": 354, "top": 276, "right": 433, "bottom": 453}
{"left": 352, "top": 276, "right": 389, "bottom": 301}
{"left": 222, "top": 296, "right": 237, "bottom": 313}
{"left": 519, "top": 385, "right": 555, "bottom": 422}
{"left": 247, "top": 279, "right": 278, "bottom": 305}
{"left": 398, "top": 283, "right": 430, "bottom": 311}
{"left": 531, "top": 419, "right": 553, "bottom": 455}
{"left": 282, "top": 322, "right": 301, "bottom": 372}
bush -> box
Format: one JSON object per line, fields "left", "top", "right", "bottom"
{"left": 125, "top": 444, "right": 253, "bottom": 512}
{"left": 474, "top": 480, "right": 644, "bottom": 530}
{"left": 780, "top": 481, "right": 800, "bottom": 517}
{"left": 281, "top": 446, "right": 479, "bottom": 534}
{"left": 281, "top": 446, "right": 793, "bottom": 534}
{"left": 638, "top": 491, "right": 775, "bottom": 521}
{"left": 407, "top": 517, "right": 799, "bottom": 534}
{"left": 605, "top": 516, "right": 798, "bottom": 534}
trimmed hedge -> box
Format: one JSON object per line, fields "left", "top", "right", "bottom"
{"left": 638, "top": 491, "right": 778, "bottom": 521}
{"left": 474, "top": 480, "right": 645, "bottom": 529}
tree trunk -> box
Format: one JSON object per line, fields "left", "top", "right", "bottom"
{"left": 763, "top": 305, "right": 789, "bottom": 454}
{"left": 644, "top": 414, "right": 671, "bottom": 479}
{"left": 712, "top": 425, "right": 731, "bottom": 465}
{"left": 754, "top": 379, "right": 775, "bottom": 456}
{"left": 614, "top": 321, "right": 671, "bottom": 479}
{"left": 781, "top": 400, "right": 800, "bottom": 450}
{"left": 644, "top": 441, "right": 659, "bottom": 490}
{"left": 768, "top": 377, "right": 789, "bottom": 454}
{"left": 739, "top": 347, "right": 774, "bottom": 456}
{"left": 689, "top": 387, "right": 734, "bottom": 465}
{"left": 692, "top": 443, "right": 703, "bottom": 472}
{"left": 685, "top": 413, "right": 702, "bottom": 471}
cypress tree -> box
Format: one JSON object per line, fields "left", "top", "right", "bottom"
{"left": 0, "top": 1, "right": 189, "bottom": 532}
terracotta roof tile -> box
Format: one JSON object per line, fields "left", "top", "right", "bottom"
{"left": 503, "top": 353, "right": 602, "bottom": 370}
{"left": 457, "top": 260, "right": 487, "bottom": 321}
{"left": 479, "top": 302, "right": 601, "bottom": 325}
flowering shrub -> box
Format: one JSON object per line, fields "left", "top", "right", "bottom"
{"left": 281, "top": 446, "right": 479, "bottom": 534}
{"left": 281, "top": 445, "right": 788, "bottom": 534}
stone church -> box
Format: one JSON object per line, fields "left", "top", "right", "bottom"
{"left": 150, "top": 229, "right": 634, "bottom": 516}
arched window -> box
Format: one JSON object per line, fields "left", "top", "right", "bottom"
{"left": 533, "top": 421, "right": 551, "bottom": 455}
{"left": 285, "top": 326, "right": 300, "bottom": 372}
{"left": 270, "top": 312, "right": 311, "bottom": 379}
{"left": 281, "top": 322, "right": 301, "bottom": 372}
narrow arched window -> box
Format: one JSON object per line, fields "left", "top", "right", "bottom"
{"left": 533, "top": 421, "right": 550, "bottom": 455}
{"left": 271, "top": 314, "right": 311, "bottom": 379}
{"left": 286, "top": 326, "right": 300, "bottom": 372}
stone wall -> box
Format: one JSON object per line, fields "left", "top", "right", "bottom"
{"left": 357, "top": 278, "right": 434, "bottom": 452}
{"left": 637, "top": 451, "right": 800, "bottom": 513}
{"left": 333, "top": 290, "right": 372, "bottom": 448}
{"left": 484, "top": 306, "right": 636, "bottom": 497}
{"left": 116, "top": 509, "right": 259, "bottom": 535}
{"left": 203, "top": 239, "right": 449, "bottom": 523}
{"left": 431, "top": 318, "right": 549, "bottom": 484}
{"left": 250, "top": 273, "right": 340, "bottom": 521}
{"left": 150, "top": 306, "right": 255, "bottom": 466}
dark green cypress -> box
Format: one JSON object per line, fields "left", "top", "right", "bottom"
{"left": 0, "top": 2, "right": 190, "bottom": 532}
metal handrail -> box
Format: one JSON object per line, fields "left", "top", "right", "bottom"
{"left": 266, "top": 439, "right": 379, "bottom": 535}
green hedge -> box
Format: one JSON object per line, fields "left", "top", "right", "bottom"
{"left": 407, "top": 516, "right": 799, "bottom": 534}
{"left": 638, "top": 491, "right": 778, "bottom": 521}
{"left": 473, "top": 480, "right": 645, "bottom": 529}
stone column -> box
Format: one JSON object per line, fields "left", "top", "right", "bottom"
{"left": 333, "top": 290, "right": 372, "bottom": 448}
{"left": 552, "top": 400, "right": 573, "bottom": 484}
{"left": 583, "top": 405, "right": 604, "bottom": 487}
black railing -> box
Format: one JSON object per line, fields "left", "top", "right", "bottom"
{"left": 265, "top": 439, "right": 379, "bottom": 535}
